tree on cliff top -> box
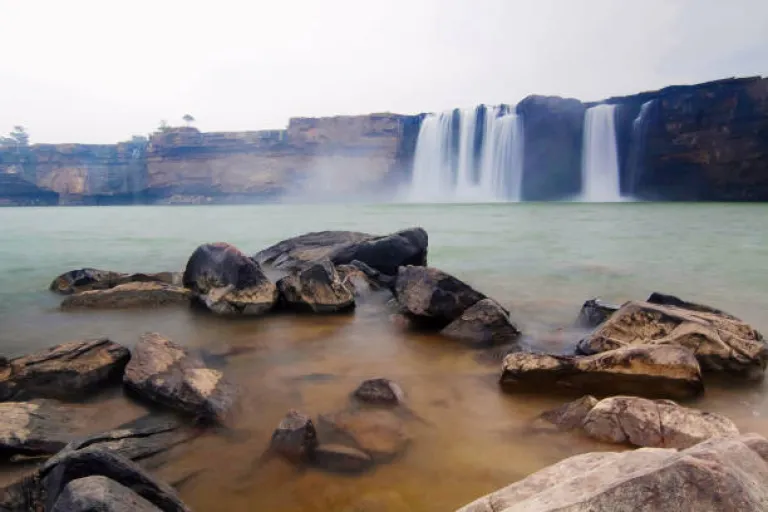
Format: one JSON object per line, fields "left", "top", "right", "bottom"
{"left": 157, "top": 120, "right": 171, "bottom": 133}
{"left": 0, "top": 126, "right": 29, "bottom": 148}
{"left": 182, "top": 114, "right": 195, "bottom": 126}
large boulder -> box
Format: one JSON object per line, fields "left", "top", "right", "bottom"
{"left": 50, "top": 269, "right": 180, "bottom": 295}
{"left": 318, "top": 409, "right": 410, "bottom": 463}
{"left": 458, "top": 434, "right": 768, "bottom": 512}
{"left": 441, "top": 299, "right": 520, "bottom": 346}
{"left": 577, "top": 298, "right": 767, "bottom": 379}
{"left": 60, "top": 282, "right": 191, "bottom": 310}
{"left": 182, "top": 242, "right": 278, "bottom": 315}
{"left": 0, "top": 339, "right": 130, "bottom": 401}
{"left": 500, "top": 345, "right": 704, "bottom": 400}
{"left": 255, "top": 227, "right": 428, "bottom": 275}
{"left": 394, "top": 266, "right": 486, "bottom": 328}
{"left": 583, "top": 395, "right": 739, "bottom": 449}
{"left": 123, "top": 333, "right": 236, "bottom": 423}
{"left": 0, "top": 400, "right": 77, "bottom": 456}
{"left": 276, "top": 260, "right": 355, "bottom": 313}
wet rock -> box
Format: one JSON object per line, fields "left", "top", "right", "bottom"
{"left": 576, "top": 298, "right": 620, "bottom": 328}
{"left": 535, "top": 395, "right": 599, "bottom": 431}
{"left": 123, "top": 333, "right": 236, "bottom": 423}
{"left": 582, "top": 395, "right": 739, "bottom": 449}
{"left": 50, "top": 269, "right": 180, "bottom": 295}
{"left": 182, "top": 242, "right": 278, "bottom": 315}
{"left": 270, "top": 410, "right": 318, "bottom": 463}
{"left": 0, "top": 339, "right": 130, "bottom": 401}
{"left": 353, "top": 378, "right": 404, "bottom": 406}
{"left": 52, "top": 476, "right": 161, "bottom": 512}
{"left": 441, "top": 299, "right": 520, "bottom": 347}
{"left": 60, "top": 282, "right": 191, "bottom": 310}
{"left": 0, "top": 401, "right": 77, "bottom": 456}
{"left": 577, "top": 299, "right": 768, "bottom": 379}
{"left": 277, "top": 260, "right": 355, "bottom": 313}
{"left": 393, "top": 266, "right": 486, "bottom": 328}
{"left": 458, "top": 434, "right": 768, "bottom": 512}
{"left": 336, "top": 260, "right": 392, "bottom": 296}
{"left": 255, "top": 227, "right": 428, "bottom": 275}
{"left": 318, "top": 410, "right": 410, "bottom": 463}
{"left": 500, "top": 345, "right": 704, "bottom": 400}
{"left": 312, "top": 444, "right": 373, "bottom": 474}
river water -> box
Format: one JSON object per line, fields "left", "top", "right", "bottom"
{"left": 1, "top": 203, "right": 768, "bottom": 510}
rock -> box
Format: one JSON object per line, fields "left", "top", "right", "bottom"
{"left": 336, "top": 260, "right": 391, "bottom": 296}
{"left": 441, "top": 299, "right": 520, "bottom": 347}
{"left": 50, "top": 269, "right": 180, "bottom": 295}
{"left": 500, "top": 345, "right": 704, "bottom": 400}
{"left": 0, "top": 339, "right": 130, "bottom": 401}
{"left": 312, "top": 444, "right": 374, "bottom": 474}
{"left": 353, "top": 378, "right": 404, "bottom": 406}
{"left": 318, "top": 409, "right": 410, "bottom": 463}
{"left": 576, "top": 298, "right": 620, "bottom": 328}
{"left": 276, "top": 259, "right": 355, "bottom": 313}
{"left": 182, "top": 242, "right": 278, "bottom": 315}
{"left": 52, "top": 476, "right": 161, "bottom": 512}
{"left": 577, "top": 299, "right": 767, "bottom": 379}
{"left": 0, "top": 401, "right": 77, "bottom": 456}
{"left": 269, "top": 410, "right": 318, "bottom": 463}
{"left": 393, "top": 266, "right": 486, "bottom": 328}
{"left": 255, "top": 228, "right": 428, "bottom": 276}
{"left": 60, "top": 282, "right": 191, "bottom": 309}
{"left": 457, "top": 434, "right": 768, "bottom": 512}
{"left": 535, "top": 395, "right": 599, "bottom": 431}
{"left": 123, "top": 333, "right": 236, "bottom": 423}
{"left": 582, "top": 395, "right": 739, "bottom": 449}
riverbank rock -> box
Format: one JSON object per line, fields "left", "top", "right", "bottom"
{"left": 312, "top": 444, "right": 374, "bottom": 474}
{"left": 255, "top": 228, "right": 428, "bottom": 275}
{"left": 270, "top": 410, "right": 318, "bottom": 463}
{"left": 577, "top": 298, "right": 768, "bottom": 379}
{"left": 51, "top": 476, "right": 162, "bottom": 512}
{"left": 441, "top": 299, "right": 520, "bottom": 347}
{"left": 318, "top": 410, "right": 410, "bottom": 463}
{"left": 0, "top": 339, "right": 130, "bottom": 401}
{"left": 583, "top": 395, "right": 739, "bottom": 449}
{"left": 353, "top": 378, "right": 404, "bottom": 405}
{"left": 182, "top": 242, "right": 278, "bottom": 315}
{"left": 0, "top": 401, "right": 77, "bottom": 456}
{"left": 576, "top": 298, "right": 620, "bottom": 328}
{"left": 277, "top": 260, "right": 355, "bottom": 313}
{"left": 500, "top": 345, "right": 704, "bottom": 400}
{"left": 60, "top": 282, "right": 191, "bottom": 310}
{"left": 457, "top": 434, "right": 768, "bottom": 512}
{"left": 394, "top": 266, "right": 486, "bottom": 328}
{"left": 336, "top": 260, "right": 391, "bottom": 296}
{"left": 535, "top": 395, "right": 599, "bottom": 432}
{"left": 123, "top": 333, "right": 236, "bottom": 423}
{"left": 50, "top": 268, "right": 180, "bottom": 295}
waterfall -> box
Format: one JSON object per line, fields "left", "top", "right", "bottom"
{"left": 455, "top": 107, "right": 479, "bottom": 197}
{"left": 581, "top": 104, "right": 621, "bottom": 202}
{"left": 626, "top": 100, "right": 655, "bottom": 198}
{"left": 408, "top": 112, "right": 455, "bottom": 202}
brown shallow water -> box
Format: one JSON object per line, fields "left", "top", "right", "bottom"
{"left": 2, "top": 203, "right": 768, "bottom": 510}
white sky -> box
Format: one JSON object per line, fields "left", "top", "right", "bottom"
{"left": 1, "top": 0, "right": 766, "bottom": 143}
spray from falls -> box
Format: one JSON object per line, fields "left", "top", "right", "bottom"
{"left": 581, "top": 104, "right": 621, "bottom": 202}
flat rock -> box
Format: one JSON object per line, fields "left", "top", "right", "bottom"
{"left": 312, "top": 444, "right": 373, "bottom": 474}
{"left": 123, "top": 333, "right": 236, "bottom": 423}
{"left": 318, "top": 409, "right": 410, "bottom": 463}
{"left": 457, "top": 434, "right": 768, "bottom": 512}
{"left": 0, "top": 339, "right": 130, "bottom": 401}
{"left": 52, "top": 476, "right": 161, "bottom": 512}
{"left": 578, "top": 298, "right": 767, "bottom": 379}
{"left": 500, "top": 344, "right": 704, "bottom": 400}
{"left": 182, "top": 242, "right": 278, "bottom": 315}
{"left": 0, "top": 400, "right": 78, "bottom": 456}
{"left": 575, "top": 298, "right": 620, "bottom": 328}
{"left": 50, "top": 268, "right": 180, "bottom": 295}
{"left": 582, "top": 395, "right": 739, "bottom": 449}
{"left": 270, "top": 410, "right": 318, "bottom": 463}
{"left": 60, "top": 282, "right": 191, "bottom": 309}
{"left": 441, "top": 298, "right": 520, "bottom": 346}
{"left": 394, "top": 266, "right": 487, "bottom": 328}
{"left": 353, "top": 378, "right": 404, "bottom": 406}
{"left": 277, "top": 259, "right": 355, "bottom": 313}
{"left": 535, "top": 395, "right": 599, "bottom": 432}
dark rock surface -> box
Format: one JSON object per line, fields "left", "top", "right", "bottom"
{"left": 441, "top": 298, "right": 520, "bottom": 346}
{"left": 576, "top": 298, "right": 620, "bottom": 328}
{"left": 60, "top": 282, "right": 190, "bottom": 309}
{"left": 353, "top": 378, "right": 405, "bottom": 406}
{"left": 277, "top": 259, "right": 355, "bottom": 313}
{"left": 0, "top": 400, "right": 78, "bottom": 456}
{"left": 51, "top": 476, "right": 162, "bottom": 512}
{"left": 312, "top": 444, "right": 373, "bottom": 474}
{"left": 269, "top": 410, "right": 318, "bottom": 463}
{"left": 50, "top": 269, "right": 179, "bottom": 295}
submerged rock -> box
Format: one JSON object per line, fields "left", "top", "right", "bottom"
{"left": 123, "top": 333, "right": 236, "bottom": 423}
{"left": 0, "top": 400, "right": 77, "bottom": 456}
{"left": 50, "top": 269, "right": 180, "bottom": 295}
{"left": 318, "top": 409, "right": 410, "bottom": 463}
{"left": 500, "top": 345, "right": 704, "bottom": 400}
{"left": 51, "top": 476, "right": 162, "bottom": 512}
{"left": 312, "top": 444, "right": 373, "bottom": 474}
{"left": 575, "top": 298, "right": 620, "bottom": 328}
{"left": 0, "top": 339, "right": 130, "bottom": 401}
{"left": 582, "top": 395, "right": 739, "bottom": 449}
{"left": 277, "top": 259, "right": 355, "bottom": 313}
{"left": 535, "top": 395, "right": 599, "bottom": 432}
{"left": 182, "top": 242, "right": 278, "bottom": 315}
{"left": 441, "top": 299, "right": 520, "bottom": 347}
{"left": 353, "top": 378, "right": 405, "bottom": 406}
{"left": 60, "top": 282, "right": 191, "bottom": 310}
{"left": 578, "top": 299, "right": 767, "bottom": 379}
{"left": 458, "top": 434, "right": 768, "bottom": 512}
{"left": 269, "top": 410, "right": 318, "bottom": 463}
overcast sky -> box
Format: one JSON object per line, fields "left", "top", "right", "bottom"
{"left": 1, "top": 0, "right": 766, "bottom": 143}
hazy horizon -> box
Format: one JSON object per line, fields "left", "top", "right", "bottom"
{"left": 2, "top": 0, "right": 767, "bottom": 144}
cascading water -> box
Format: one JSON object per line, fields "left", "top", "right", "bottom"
{"left": 581, "top": 104, "right": 621, "bottom": 202}
{"left": 625, "top": 100, "right": 655, "bottom": 198}
{"left": 408, "top": 112, "right": 455, "bottom": 202}
{"left": 479, "top": 112, "right": 524, "bottom": 201}
{"left": 455, "top": 107, "right": 479, "bottom": 198}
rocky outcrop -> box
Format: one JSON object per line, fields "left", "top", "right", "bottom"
{"left": 577, "top": 299, "right": 767, "bottom": 379}
{"left": 60, "top": 282, "right": 190, "bottom": 309}
{"left": 182, "top": 242, "right": 278, "bottom": 315}
{"left": 123, "top": 333, "right": 236, "bottom": 423}
{"left": 457, "top": 434, "right": 768, "bottom": 512}
{"left": 0, "top": 401, "right": 77, "bottom": 456}
{"left": 0, "top": 172, "right": 58, "bottom": 205}
{"left": 50, "top": 268, "right": 180, "bottom": 295}
{"left": 0, "top": 339, "right": 130, "bottom": 401}
{"left": 276, "top": 260, "right": 355, "bottom": 313}
{"left": 500, "top": 345, "right": 704, "bottom": 399}
{"left": 441, "top": 298, "right": 520, "bottom": 346}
